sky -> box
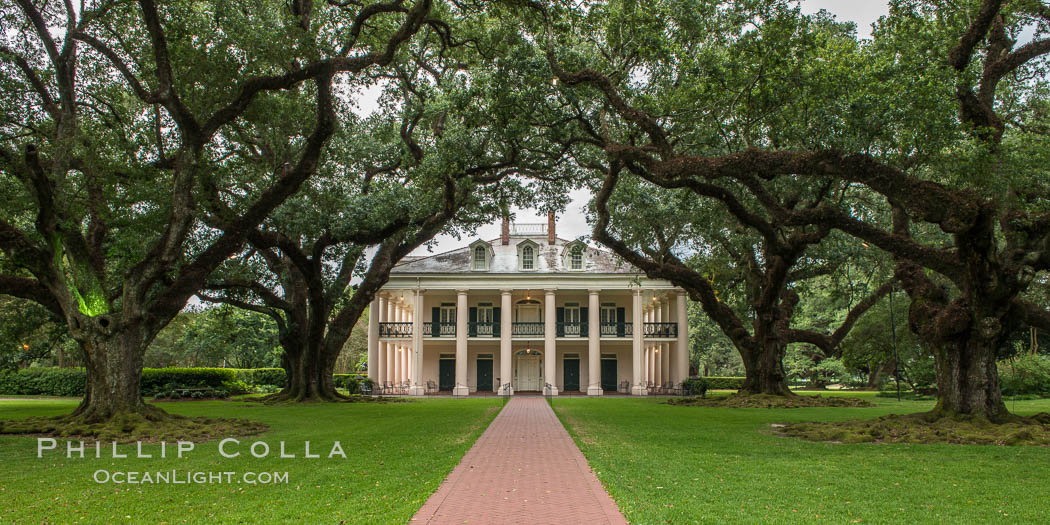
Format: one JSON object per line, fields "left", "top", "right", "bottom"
{"left": 408, "top": 1, "right": 892, "bottom": 256}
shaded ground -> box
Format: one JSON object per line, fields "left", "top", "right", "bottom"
{"left": 667, "top": 392, "right": 873, "bottom": 408}
{"left": 779, "top": 411, "right": 1050, "bottom": 445}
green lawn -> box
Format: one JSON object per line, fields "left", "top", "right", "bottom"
{"left": 554, "top": 393, "right": 1050, "bottom": 524}
{"left": 0, "top": 397, "right": 502, "bottom": 524}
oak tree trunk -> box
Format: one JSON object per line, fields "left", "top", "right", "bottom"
{"left": 739, "top": 340, "right": 794, "bottom": 396}
{"left": 68, "top": 317, "right": 166, "bottom": 423}
{"left": 268, "top": 325, "right": 345, "bottom": 402}
{"left": 928, "top": 335, "right": 1010, "bottom": 422}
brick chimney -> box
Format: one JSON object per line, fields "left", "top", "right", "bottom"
{"left": 501, "top": 217, "right": 510, "bottom": 245}
{"left": 548, "top": 211, "right": 556, "bottom": 245}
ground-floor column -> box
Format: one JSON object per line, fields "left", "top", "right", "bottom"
{"left": 454, "top": 289, "right": 470, "bottom": 396}
{"left": 410, "top": 289, "right": 426, "bottom": 396}
{"left": 387, "top": 297, "right": 397, "bottom": 384}
{"left": 632, "top": 289, "right": 647, "bottom": 395}
{"left": 660, "top": 343, "right": 670, "bottom": 386}
{"left": 654, "top": 301, "right": 664, "bottom": 386}
{"left": 367, "top": 296, "right": 379, "bottom": 383}
{"left": 500, "top": 289, "right": 513, "bottom": 395}
{"left": 587, "top": 289, "right": 602, "bottom": 396}
{"left": 375, "top": 295, "right": 387, "bottom": 387}
{"left": 544, "top": 289, "right": 558, "bottom": 395}
{"left": 675, "top": 291, "right": 689, "bottom": 383}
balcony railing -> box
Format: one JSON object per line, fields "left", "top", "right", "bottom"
{"left": 555, "top": 322, "right": 587, "bottom": 337}
{"left": 600, "top": 322, "right": 633, "bottom": 337}
{"left": 468, "top": 322, "right": 499, "bottom": 337}
{"left": 643, "top": 322, "right": 678, "bottom": 338}
{"left": 424, "top": 322, "right": 456, "bottom": 337}
{"left": 512, "top": 322, "right": 544, "bottom": 337}
{"left": 379, "top": 322, "right": 412, "bottom": 337}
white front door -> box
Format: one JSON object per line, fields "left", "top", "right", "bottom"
{"left": 515, "top": 355, "right": 541, "bottom": 390}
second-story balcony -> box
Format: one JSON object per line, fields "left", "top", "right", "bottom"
{"left": 643, "top": 322, "right": 678, "bottom": 338}
{"left": 379, "top": 322, "right": 412, "bottom": 337}
{"left": 380, "top": 320, "right": 678, "bottom": 339}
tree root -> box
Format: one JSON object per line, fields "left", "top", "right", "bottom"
{"left": 778, "top": 411, "right": 1050, "bottom": 445}
{"left": 0, "top": 408, "right": 267, "bottom": 443}
{"left": 668, "top": 393, "right": 873, "bottom": 408}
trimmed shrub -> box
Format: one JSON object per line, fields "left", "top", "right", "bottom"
{"left": 334, "top": 374, "right": 360, "bottom": 394}
{"left": 235, "top": 368, "right": 286, "bottom": 388}
{"left": 140, "top": 368, "right": 237, "bottom": 395}
{"left": 0, "top": 368, "right": 85, "bottom": 396}
{"left": 999, "top": 355, "right": 1050, "bottom": 396}
{"left": 704, "top": 376, "right": 746, "bottom": 390}
{"left": 221, "top": 379, "right": 250, "bottom": 395}
{"left": 682, "top": 377, "right": 709, "bottom": 397}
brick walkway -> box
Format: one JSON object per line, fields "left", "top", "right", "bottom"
{"left": 412, "top": 397, "right": 627, "bottom": 524}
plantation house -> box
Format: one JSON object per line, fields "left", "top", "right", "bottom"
{"left": 366, "top": 215, "right": 689, "bottom": 396}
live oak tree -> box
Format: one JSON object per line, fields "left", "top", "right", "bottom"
{"left": 534, "top": 0, "right": 1050, "bottom": 421}
{"left": 195, "top": 15, "right": 557, "bottom": 402}
{"left": 0, "top": 0, "right": 439, "bottom": 431}
{"left": 522, "top": 0, "right": 894, "bottom": 395}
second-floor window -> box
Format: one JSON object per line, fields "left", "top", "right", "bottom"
{"left": 521, "top": 245, "right": 534, "bottom": 270}
{"left": 473, "top": 246, "right": 487, "bottom": 270}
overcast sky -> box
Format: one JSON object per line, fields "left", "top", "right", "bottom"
{"left": 409, "top": 1, "right": 892, "bottom": 256}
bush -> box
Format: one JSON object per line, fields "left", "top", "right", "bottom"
{"left": 140, "top": 368, "right": 237, "bottom": 395}
{"left": 703, "top": 376, "right": 746, "bottom": 390}
{"left": 0, "top": 368, "right": 85, "bottom": 396}
{"left": 682, "top": 377, "right": 709, "bottom": 397}
{"left": 221, "top": 379, "right": 250, "bottom": 395}
{"left": 359, "top": 378, "right": 376, "bottom": 395}
{"left": 235, "top": 368, "right": 286, "bottom": 388}
{"left": 999, "top": 355, "right": 1050, "bottom": 396}
{"left": 334, "top": 374, "right": 368, "bottom": 394}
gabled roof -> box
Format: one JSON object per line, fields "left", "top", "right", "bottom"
{"left": 392, "top": 236, "right": 636, "bottom": 274}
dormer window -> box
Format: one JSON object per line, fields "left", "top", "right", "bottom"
{"left": 522, "top": 245, "right": 534, "bottom": 270}
{"left": 469, "top": 239, "right": 492, "bottom": 271}
{"left": 562, "top": 240, "right": 587, "bottom": 271}
{"left": 570, "top": 245, "right": 583, "bottom": 270}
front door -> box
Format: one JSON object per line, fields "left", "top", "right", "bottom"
{"left": 564, "top": 359, "right": 580, "bottom": 391}
{"left": 476, "top": 358, "right": 493, "bottom": 392}
{"left": 439, "top": 359, "right": 455, "bottom": 391}
{"left": 515, "top": 355, "right": 541, "bottom": 390}
{"left": 601, "top": 359, "right": 617, "bottom": 391}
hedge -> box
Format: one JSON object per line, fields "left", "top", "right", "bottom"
{"left": 0, "top": 368, "right": 85, "bottom": 396}
{"left": 233, "top": 368, "right": 286, "bottom": 388}
{"left": 0, "top": 367, "right": 358, "bottom": 396}
{"left": 703, "top": 376, "right": 746, "bottom": 390}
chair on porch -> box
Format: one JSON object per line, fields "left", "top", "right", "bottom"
{"left": 646, "top": 380, "right": 656, "bottom": 394}
{"left": 426, "top": 380, "right": 437, "bottom": 395}
{"left": 382, "top": 381, "right": 393, "bottom": 395}
{"left": 399, "top": 381, "right": 410, "bottom": 395}
{"left": 618, "top": 380, "right": 629, "bottom": 394}
{"left": 661, "top": 381, "right": 674, "bottom": 394}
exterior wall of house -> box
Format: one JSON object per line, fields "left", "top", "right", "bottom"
{"left": 367, "top": 226, "right": 689, "bottom": 397}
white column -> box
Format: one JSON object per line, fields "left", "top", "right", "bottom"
{"left": 587, "top": 289, "right": 602, "bottom": 396}
{"left": 544, "top": 289, "right": 558, "bottom": 395}
{"left": 632, "top": 289, "right": 646, "bottom": 395}
{"left": 394, "top": 305, "right": 404, "bottom": 384}
{"left": 500, "top": 289, "right": 513, "bottom": 395}
{"left": 453, "top": 290, "right": 470, "bottom": 396}
{"left": 371, "top": 296, "right": 384, "bottom": 382}
{"left": 374, "top": 295, "right": 386, "bottom": 384}
{"left": 386, "top": 297, "right": 397, "bottom": 384}
{"left": 655, "top": 300, "right": 664, "bottom": 386}
{"left": 410, "top": 289, "right": 426, "bottom": 396}
{"left": 675, "top": 291, "right": 689, "bottom": 383}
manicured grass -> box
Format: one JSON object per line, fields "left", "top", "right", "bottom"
{"left": 554, "top": 393, "right": 1050, "bottom": 524}
{"left": 0, "top": 397, "right": 501, "bottom": 524}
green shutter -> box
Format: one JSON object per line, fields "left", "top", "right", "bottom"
{"left": 580, "top": 307, "right": 589, "bottom": 337}
{"left": 469, "top": 307, "right": 477, "bottom": 336}
{"left": 493, "top": 307, "right": 501, "bottom": 334}
{"left": 617, "top": 307, "right": 626, "bottom": 337}
{"left": 556, "top": 307, "right": 565, "bottom": 337}
{"left": 432, "top": 307, "right": 440, "bottom": 336}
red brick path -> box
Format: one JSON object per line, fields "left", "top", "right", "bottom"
{"left": 412, "top": 397, "right": 627, "bottom": 524}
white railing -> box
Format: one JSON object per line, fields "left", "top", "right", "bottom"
{"left": 511, "top": 222, "right": 547, "bottom": 235}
